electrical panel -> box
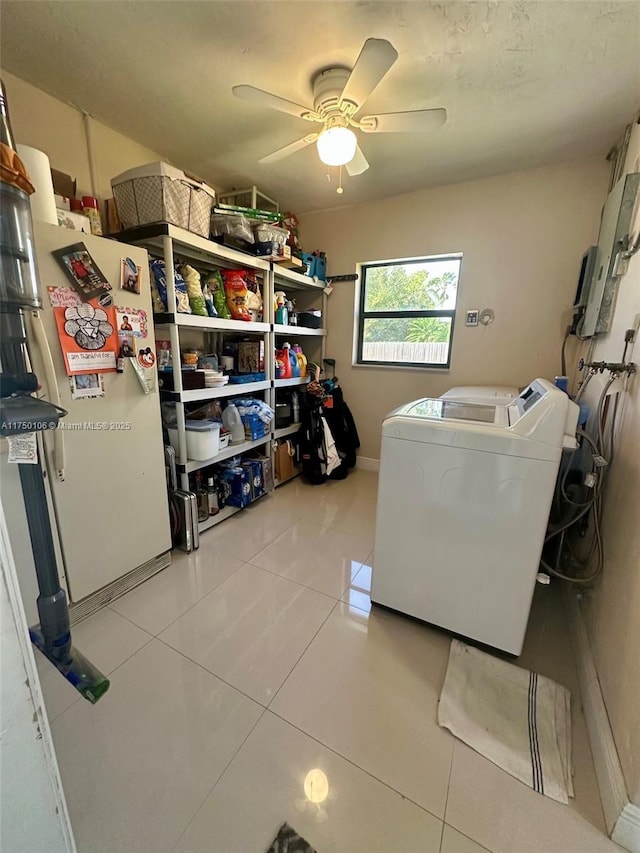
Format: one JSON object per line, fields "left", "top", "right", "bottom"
{"left": 580, "top": 172, "right": 640, "bottom": 338}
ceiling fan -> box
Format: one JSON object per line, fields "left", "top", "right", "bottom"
{"left": 233, "top": 38, "right": 447, "bottom": 177}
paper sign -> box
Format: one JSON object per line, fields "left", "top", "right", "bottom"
{"left": 54, "top": 300, "right": 119, "bottom": 375}
{"left": 47, "top": 286, "right": 81, "bottom": 308}
{"left": 116, "top": 307, "right": 148, "bottom": 338}
{"left": 7, "top": 432, "right": 38, "bottom": 464}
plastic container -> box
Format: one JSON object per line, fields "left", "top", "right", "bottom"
{"left": 292, "top": 344, "right": 307, "bottom": 377}
{"left": 81, "top": 195, "right": 103, "bottom": 236}
{"left": 275, "top": 347, "right": 292, "bottom": 379}
{"left": 168, "top": 420, "right": 220, "bottom": 461}
{"left": 222, "top": 403, "right": 245, "bottom": 444}
{"left": 111, "top": 162, "right": 216, "bottom": 237}
{"left": 284, "top": 342, "right": 299, "bottom": 377}
{"left": 296, "top": 310, "right": 322, "bottom": 329}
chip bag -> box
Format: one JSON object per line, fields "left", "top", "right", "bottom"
{"left": 203, "top": 270, "right": 230, "bottom": 319}
{"left": 179, "top": 263, "right": 208, "bottom": 316}
{"left": 221, "top": 269, "right": 252, "bottom": 321}
{"left": 149, "top": 259, "right": 191, "bottom": 314}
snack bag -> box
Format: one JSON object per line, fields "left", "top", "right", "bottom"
{"left": 149, "top": 259, "right": 166, "bottom": 313}
{"left": 203, "top": 270, "right": 230, "bottom": 319}
{"left": 149, "top": 259, "right": 191, "bottom": 314}
{"left": 179, "top": 263, "right": 208, "bottom": 316}
{"left": 244, "top": 269, "right": 263, "bottom": 320}
{"left": 201, "top": 276, "right": 218, "bottom": 318}
{"left": 221, "top": 269, "right": 251, "bottom": 321}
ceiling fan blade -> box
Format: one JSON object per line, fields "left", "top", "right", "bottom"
{"left": 346, "top": 145, "right": 369, "bottom": 176}
{"left": 259, "top": 133, "right": 319, "bottom": 165}
{"left": 339, "top": 38, "right": 398, "bottom": 111}
{"left": 233, "top": 85, "right": 317, "bottom": 120}
{"left": 360, "top": 108, "right": 447, "bottom": 133}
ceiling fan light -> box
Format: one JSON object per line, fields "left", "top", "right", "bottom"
{"left": 316, "top": 126, "right": 357, "bottom": 166}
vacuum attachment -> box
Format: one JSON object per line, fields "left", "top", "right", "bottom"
{"left": 30, "top": 627, "right": 110, "bottom": 704}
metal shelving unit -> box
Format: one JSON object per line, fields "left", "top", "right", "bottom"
{"left": 272, "top": 323, "right": 326, "bottom": 337}
{"left": 116, "top": 225, "right": 329, "bottom": 532}
{"left": 273, "top": 424, "right": 301, "bottom": 441}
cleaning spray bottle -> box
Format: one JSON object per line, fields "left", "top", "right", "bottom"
{"left": 274, "top": 291, "right": 288, "bottom": 325}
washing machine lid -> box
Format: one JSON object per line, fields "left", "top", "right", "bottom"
{"left": 402, "top": 398, "right": 503, "bottom": 425}
{"left": 440, "top": 385, "right": 520, "bottom": 405}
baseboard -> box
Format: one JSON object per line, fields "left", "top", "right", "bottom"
{"left": 355, "top": 456, "right": 380, "bottom": 472}
{"left": 613, "top": 804, "right": 640, "bottom": 853}
{"left": 68, "top": 550, "right": 172, "bottom": 624}
{"left": 565, "top": 588, "right": 639, "bottom": 851}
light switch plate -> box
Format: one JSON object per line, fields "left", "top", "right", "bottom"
{"left": 465, "top": 309, "right": 479, "bottom": 326}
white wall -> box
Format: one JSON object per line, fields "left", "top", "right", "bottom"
{"left": 579, "top": 117, "right": 640, "bottom": 806}
{"left": 0, "top": 508, "right": 75, "bottom": 853}
{"left": 300, "top": 157, "right": 610, "bottom": 458}
{"left": 1, "top": 70, "right": 165, "bottom": 204}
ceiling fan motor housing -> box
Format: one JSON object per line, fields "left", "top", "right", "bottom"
{"left": 312, "top": 67, "right": 354, "bottom": 118}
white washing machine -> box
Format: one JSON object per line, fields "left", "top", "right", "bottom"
{"left": 441, "top": 385, "right": 520, "bottom": 405}
{"left": 371, "top": 379, "right": 578, "bottom": 655}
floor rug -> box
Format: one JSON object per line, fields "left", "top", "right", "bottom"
{"left": 266, "top": 822, "right": 317, "bottom": 853}
{"left": 438, "top": 639, "right": 573, "bottom": 803}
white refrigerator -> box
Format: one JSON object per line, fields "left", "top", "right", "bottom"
{"left": 2, "top": 222, "right": 171, "bottom": 618}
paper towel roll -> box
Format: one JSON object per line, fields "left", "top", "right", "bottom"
{"left": 16, "top": 145, "right": 57, "bottom": 226}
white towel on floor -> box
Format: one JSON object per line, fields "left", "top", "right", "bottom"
{"left": 438, "top": 640, "right": 574, "bottom": 804}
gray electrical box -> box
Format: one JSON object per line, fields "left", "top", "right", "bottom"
{"left": 580, "top": 172, "right": 640, "bottom": 338}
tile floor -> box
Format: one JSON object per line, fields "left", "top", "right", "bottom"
{"left": 36, "top": 470, "right": 620, "bottom": 853}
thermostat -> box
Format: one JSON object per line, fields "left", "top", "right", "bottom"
{"left": 465, "top": 310, "right": 479, "bottom": 327}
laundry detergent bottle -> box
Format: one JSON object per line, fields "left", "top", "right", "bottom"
{"left": 275, "top": 346, "right": 292, "bottom": 379}
{"left": 284, "top": 342, "right": 299, "bottom": 377}
{"left": 292, "top": 343, "right": 307, "bottom": 377}
{"left": 222, "top": 402, "right": 245, "bottom": 444}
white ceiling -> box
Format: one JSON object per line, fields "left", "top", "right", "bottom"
{"left": 1, "top": 1, "right": 638, "bottom": 213}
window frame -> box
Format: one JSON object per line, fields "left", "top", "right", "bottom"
{"left": 355, "top": 254, "right": 461, "bottom": 370}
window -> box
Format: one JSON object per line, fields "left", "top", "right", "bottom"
{"left": 356, "top": 255, "right": 461, "bottom": 368}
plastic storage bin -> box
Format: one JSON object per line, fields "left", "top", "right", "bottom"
{"left": 112, "top": 162, "right": 216, "bottom": 238}
{"left": 168, "top": 420, "right": 220, "bottom": 461}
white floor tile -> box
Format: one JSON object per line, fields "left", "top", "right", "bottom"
{"left": 35, "top": 607, "right": 151, "bottom": 721}
{"left": 341, "top": 557, "right": 373, "bottom": 613}
{"left": 250, "top": 516, "right": 372, "bottom": 598}
{"left": 51, "top": 639, "right": 262, "bottom": 853}
{"left": 271, "top": 602, "right": 455, "bottom": 819}
{"left": 200, "top": 496, "right": 306, "bottom": 562}
{"left": 159, "top": 563, "right": 336, "bottom": 705}
{"left": 445, "top": 742, "right": 619, "bottom": 853}
{"left": 441, "top": 825, "right": 492, "bottom": 853}
{"left": 110, "top": 548, "right": 243, "bottom": 635}
{"left": 174, "top": 711, "right": 443, "bottom": 853}
{"left": 302, "top": 496, "right": 377, "bottom": 538}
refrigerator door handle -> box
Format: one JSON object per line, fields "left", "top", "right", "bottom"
{"left": 27, "top": 311, "right": 65, "bottom": 481}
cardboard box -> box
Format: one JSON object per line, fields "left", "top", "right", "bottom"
{"left": 56, "top": 208, "right": 91, "bottom": 234}
{"left": 241, "top": 413, "right": 268, "bottom": 441}
{"left": 51, "top": 169, "right": 76, "bottom": 199}
{"left": 251, "top": 453, "right": 274, "bottom": 492}
{"left": 238, "top": 340, "right": 264, "bottom": 373}
{"left": 274, "top": 440, "right": 295, "bottom": 482}
{"left": 242, "top": 459, "right": 265, "bottom": 500}
{"left": 219, "top": 466, "right": 252, "bottom": 507}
